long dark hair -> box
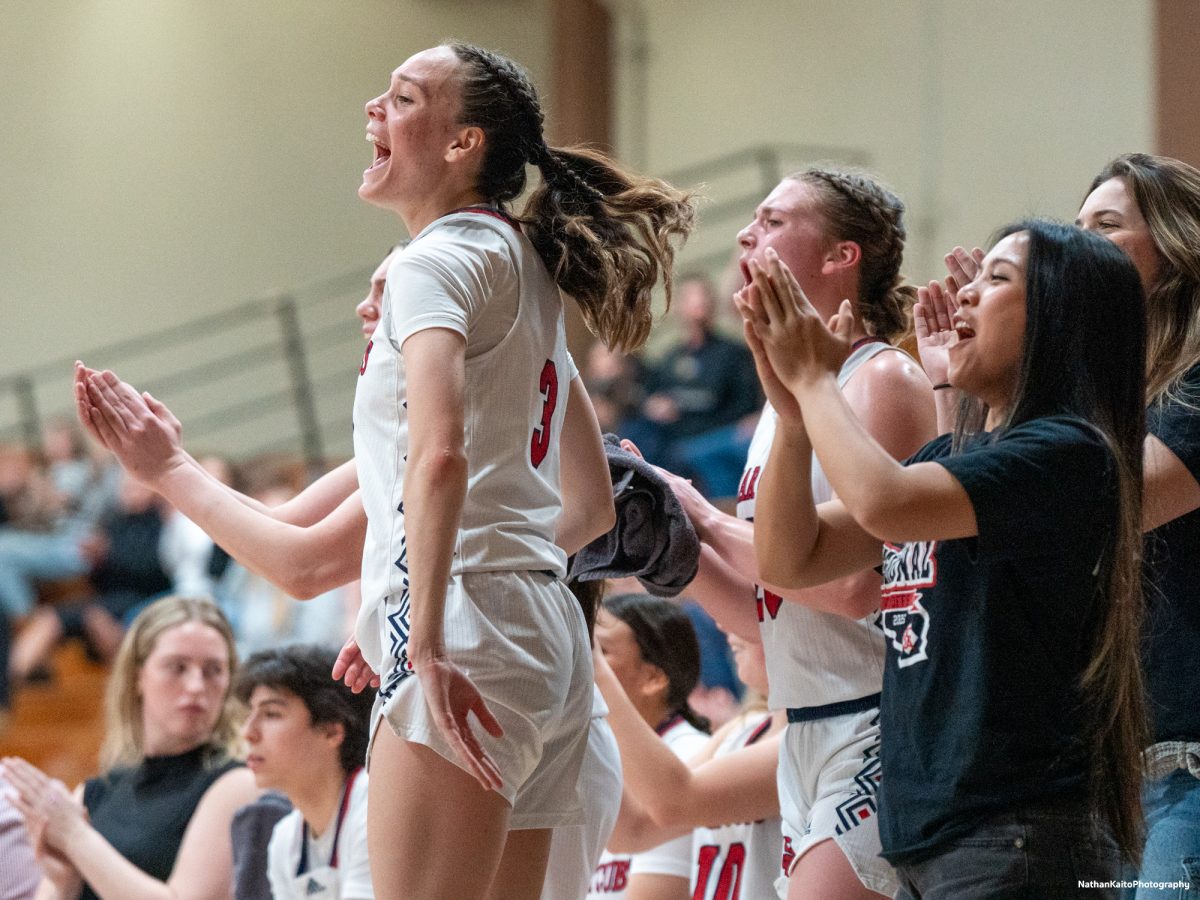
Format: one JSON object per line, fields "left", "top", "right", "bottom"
{"left": 446, "top": 42, "right": 695, "bottom": 353}
{"left": 1087, "top": 154, "right": 1200, "bottom": 405}
{"left": 955, "top": 220, "right": 1148, "bottom": 862}
{"left": 604, "top": 593, "right": 710, "bottom": 734}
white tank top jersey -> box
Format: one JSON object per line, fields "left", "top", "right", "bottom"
{"left": 352, "top": 209, "right": 577, "bottom": 672}
{"left": 738, "top": 341, "right": 894, "bottom": 711}
{"left": 689, "top": 713, "right": 782, "bottom": 900}
{"left": 588, "top": 717, "right": 710, "bottom": 899}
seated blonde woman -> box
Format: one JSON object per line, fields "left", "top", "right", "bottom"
{"left": 3, "top": 596, "right": 258, "bottom": 900}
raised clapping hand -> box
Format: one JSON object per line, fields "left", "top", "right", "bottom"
{"left": 733, "top": 281, "right": 804, "bottom": 425}
{"left": 73, "top": 363, "right": 187, "bottom": 486}
{"left": 737, "top": 248, "right": 852, "bottom": 397}
{"left": 413, "top": 655, "right": 505, "bottom": 792}
{"left": 913, "top": 279, "right": 958, "bottom": 387}
{"left": 944, "top": 245, "right": 984, "bottom": 298}
{"left": 913, "top": 246, "right": 983, "bottom": 386}
{"left": 2, "top": 758, "right": 86, "bottom": 852}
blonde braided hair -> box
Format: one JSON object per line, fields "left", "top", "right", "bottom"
{"left": 793, "top": 168, "right": 915, "bottom": 342}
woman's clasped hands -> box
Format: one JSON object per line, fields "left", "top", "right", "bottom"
{"left": 2, "top": 757, "right": 85, "bottom": 890}
{"left": 733, "top": 247, "right": 852, "bottom": 422}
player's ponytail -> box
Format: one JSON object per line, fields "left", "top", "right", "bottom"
{"left": 447, "top": 41, "right": 694, "bottom": 353}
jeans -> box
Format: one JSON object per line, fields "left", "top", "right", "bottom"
{"left": 0, "top": 527, "right": 88, "bottom": 617}
{"left": 672, "top": 423, "right": 754, "bottom": 499}
{"left": 1128, "top": 767, "right": 1200, "bottom": 899}
{"left": 614, "top": 419, "right": 753, "bottom": 499}
{"left": 895, "top": 799, "right": 1122, "bottom": 899}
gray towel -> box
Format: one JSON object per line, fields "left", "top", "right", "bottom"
{"left": 230, "top": 792, "right": 292, "bottom": 900}
{"left": 571, "top": 434, "right": 700, "bottom": 596}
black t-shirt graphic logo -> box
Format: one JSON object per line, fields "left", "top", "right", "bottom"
{"left": 880, "top": 591, "right": 930, "bottom": 666}
{"left": 880, "top": 541, "right": 937, "bottom": 667}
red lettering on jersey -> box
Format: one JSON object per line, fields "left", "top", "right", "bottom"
{"left": 359, "top": 339, "right": 374, "bottom": 376}
{"left": 737, "top": 466, "right": 761, "bottom": 503}
{"left": 781, "top": 836, "right": 795, "bottom": 876}
{"left": 756, "top": 589, "right": 784, "bottom": 622}
{"left": 694, "top": 842, "right": 746, "bottom": 899}
{"left": 591, "top": 859, "right": 630, "bottom": 892}
{"left": 694, "top": 845, "right": 720, "bottom": 898}
{"left": 530, "top": 359, "right": 558, "bottom": 468}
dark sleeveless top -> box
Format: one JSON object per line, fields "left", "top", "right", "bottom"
{"left": 80, "top": 745, "right": 241, "bottom": 900}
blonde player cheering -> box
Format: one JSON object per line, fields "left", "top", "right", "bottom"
{"left": 629, "top": 169, "right": 934, "bottom": 899}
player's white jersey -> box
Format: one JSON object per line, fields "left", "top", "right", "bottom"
{"left": 542, "top": 687, "right": 623, "bottom": 900}
{"left": 352, "top": 208, "right": 574, "bottom": 673}
{"left": 738, "top": 341, "right": 895, "bottom": 711}
{"left": 690, "top": 712, "right": 782, "bottom": 900}
{"left": 588, "top": 717, "right": 709, "bottom": 899}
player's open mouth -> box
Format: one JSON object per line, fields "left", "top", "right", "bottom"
{"left": 739, "top": 258, "right": 752, "bottom": 286}
{"left": 367, "top": 133, "right": 391, "bottom": 170}
{"left": 953, "top": 318, "right": 975, "bottom": 340}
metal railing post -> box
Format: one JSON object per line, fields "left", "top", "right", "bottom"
{"left": 275, "top": 295, "right": 325, "bottom": 479}
{"left": 14, "top": 377, "right": 42, "bottom": 454}
{"left": 758, "top": 146, "right": 781, "bottom": 196}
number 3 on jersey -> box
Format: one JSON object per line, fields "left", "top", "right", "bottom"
{"left": 530, "top": 359, "right": 558, "bottom": 468}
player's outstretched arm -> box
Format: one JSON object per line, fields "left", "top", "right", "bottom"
{"left": 76, "top": 363, "right": 359, "bottom": 526}
{"left": 80, "top": 368, "right": 363, "bottom": 597}
{"left": 594, "top": 649, "right": 780, "bottom": 852}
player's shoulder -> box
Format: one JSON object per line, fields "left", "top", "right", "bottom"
{"left": 425, "top": 211, "right": 518, "bottom": 251}
{"left": 859, "top": 346, "right": 928, "bottom": 385}
{"left": 393, "top": 214, "right": 515, "bottom": 272}
{"left": 848, "top": 347, "right": 930, "bottom": 404}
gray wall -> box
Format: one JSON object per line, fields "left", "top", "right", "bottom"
{"left": 0, "top": 0, "right": 551, "bottom": 373}
{"left": 0, "top": 0, "right": 1156, "bottom": 453}
{"left": 612, "top": 0, "right": 1153, "bottom": 288}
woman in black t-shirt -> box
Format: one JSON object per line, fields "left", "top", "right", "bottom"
{"left": 739, "top": 221, "right": 1148, "bottom": 898}
{"left": 922, "top": 156, "right": 1200, "bottom": 896}
{"left": 1077, "top": 154, "right": 1200, "bottom": 898}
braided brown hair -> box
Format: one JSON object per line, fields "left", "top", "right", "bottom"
{"left": 447, "top": 41, "right": 694, "bottom": 353}
{"left": 793, "top": 168, "right": 915, "bottom": 342}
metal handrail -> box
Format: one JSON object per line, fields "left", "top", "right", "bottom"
{"left": 664, "top": 142, "right": 869, "bottom": 189}
{"left": 0, "top": 142, "right": 868, "bottom": 463}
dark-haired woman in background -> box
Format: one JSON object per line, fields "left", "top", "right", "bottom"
{"left": 590, "top": 592, "right": 710, "bottom": 900}
{"left": 589, "top": 593, "right": 710, "bottom": 900}
{"left": 235, "top": 645, "right": 375, "bottom": 900}
{"left": 597, "top": 625, "right": 784, "bottom": 900}
{"left": 747, "top": 221, "right": 1148, "bottom": 898}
